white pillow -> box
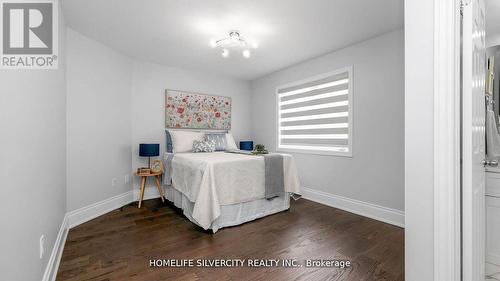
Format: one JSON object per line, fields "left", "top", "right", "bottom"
{"left": 226, "top": 133, "right": 238, "bottom": 150}
{"left": 169, "top": 130, "right": 205, "bottom": 153}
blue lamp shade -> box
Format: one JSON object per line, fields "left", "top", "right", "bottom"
{"left": 139, "top": 144, "right": 160, "bottom": 157}
{"left": 240, "top": 141, "right": 254, "bottom": 151}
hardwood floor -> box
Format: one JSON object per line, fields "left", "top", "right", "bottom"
{"left": 56, "top": 199, "right": 404, "bottom": 281}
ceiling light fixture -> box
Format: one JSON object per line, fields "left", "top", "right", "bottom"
{"left": 210, "top": 30, "right": 257, "bottom": 58}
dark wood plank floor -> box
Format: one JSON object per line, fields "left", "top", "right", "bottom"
{"left": 56, "top": 199, "right": 404, "bottom": 281}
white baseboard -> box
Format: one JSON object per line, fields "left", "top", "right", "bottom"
{"left": 67, "top": 191, "right": 133, "bottom": 228}
{"left": 42, "top": 214, "right": 69, "bottom": 281}
{"left": 301, "top": 187, "right": 405, "bottom": 228}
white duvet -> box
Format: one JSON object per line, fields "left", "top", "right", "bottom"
{"left": 169, "top": 152, "right": 301, "bottom": 229}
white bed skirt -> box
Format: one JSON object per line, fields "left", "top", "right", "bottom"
{"left": 165, "top": 185, "right": 290, "bottom": 233}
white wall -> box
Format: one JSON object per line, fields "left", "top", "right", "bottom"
{"left": 250, "top": 29, "right": 404, "bottom": 212}
{"left": 404, "top": 0, "right": 435, "bottom": 280}
{"left": 131, "top": 61, "right": 252, "bottom": 196}
{"left": 0, "top": 5, "right": 66, "bottom": 281}
{"left": 66, "top": 28, "right": 132, "bottom": 212}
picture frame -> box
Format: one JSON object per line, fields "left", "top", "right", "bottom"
{"left": 165, "top": 89, "right": 232, "bottom": 130}
{"left": 137, "top": 167, "right": 151, "bottom": 174}
{"left": 151, "top": 159, "right": 164, "bottom": 174}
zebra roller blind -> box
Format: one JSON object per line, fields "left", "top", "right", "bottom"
{"left": 277, "top": 67, "right": 352, "bottom": 156}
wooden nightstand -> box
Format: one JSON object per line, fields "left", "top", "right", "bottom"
{"left": 135, "top": 172, "right": 165, "bottom": 208}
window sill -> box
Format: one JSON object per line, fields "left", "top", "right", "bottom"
{"left": 276, "top": 147, "right": 352, "bottom": 157}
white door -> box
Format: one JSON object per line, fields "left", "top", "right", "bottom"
{"left": 462, "top": 0, "right": 486, "bottom": 280}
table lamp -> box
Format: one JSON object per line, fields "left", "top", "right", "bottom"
{"left": 240, "top": 141, "right": 254, "bottom": 151}
{"left": 139, "top": 143, "right": 160, "bottom": 168}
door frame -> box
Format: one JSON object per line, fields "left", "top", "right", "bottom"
{"left": 433, "top": 0, "right": 463, "bottom": 280}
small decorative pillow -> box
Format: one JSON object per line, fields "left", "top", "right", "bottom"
{"left": 205, "top": 133, "right": 227, "bottom": 151}
{"left": 192, "top": 140, "right": 216, "bottom": 153}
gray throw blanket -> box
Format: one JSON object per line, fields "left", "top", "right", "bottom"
{"left": 163, "top": 152, "right": 174, "bottom": 185}
{"left": 263, "top": 153, "right": 284, "bottom": 199}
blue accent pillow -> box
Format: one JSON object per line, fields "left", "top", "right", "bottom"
{"left": 165, "top": 130, "right": 173, "bottom": 153}
{"left": 205, "top": 133, "right": 227, "bottom": 151}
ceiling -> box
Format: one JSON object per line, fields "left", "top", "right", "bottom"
{"left": 62, "top": 0, "right": 403, "bottom": 81}
{"left": 487, "top": 0, "right": 500, "bottom": 36}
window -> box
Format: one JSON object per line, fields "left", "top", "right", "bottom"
{"left": 276, "top": 67, "right": 352, "bottom": 156}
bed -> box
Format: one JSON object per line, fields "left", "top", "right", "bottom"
{"left": 163, "top": 146, "right": 301, "bottom": 232}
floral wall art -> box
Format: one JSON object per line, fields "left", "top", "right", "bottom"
{"left": 165, "top": 89, "right": 232, "bottom": 130}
